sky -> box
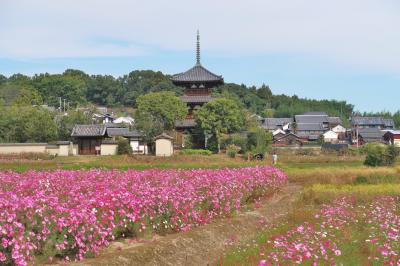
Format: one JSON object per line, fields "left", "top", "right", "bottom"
{"left": 0, "top": 0, "right": 399, "bottom": 113}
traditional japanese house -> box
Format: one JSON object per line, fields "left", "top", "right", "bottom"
{"left": 261, "top": 118, "right": 293, "bottom": 132}
{"left": 71, "top": 123, "right": 147, "bottom": 155}
{"left": 350, "top": 116, "right": 395, "bottom": 130}
{"left": 172, "top": 31, "right": 224, "bottom": 147}
{"left": 383, "top": 130, "right": 400, "bottom": 147}
{"left": 273, "top": 133, "right": 303, "bottom": 147}
{"left": 353, "top": 128, "right": 385, "bottom": 145}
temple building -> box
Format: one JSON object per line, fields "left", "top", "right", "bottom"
{"left": 172, "top": 31, "right": 224, "bottom": 147}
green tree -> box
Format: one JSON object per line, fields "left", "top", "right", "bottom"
{"left": 32, "top": 74, "right": 87, "bottom": 106}
{"left": 261, "top": 108, "right": 275, "bottom": 118}
{"left": 0, "top": 106, "right": 57, "bottom": 143}
{"left": 135, "top": 91, "right": 187, "bottom": 141}
{"left": 0, "top": 75, "right": 7, "bottom": 85}
{"left": 247, "top": 127, "right": 273, "bottom": 154}
{"left": 12, "top": 88, "right": 43, "bottom": 106}
{"left": 393, "top": 111, "right": 400, "bottom": 129}
{"left": 87, "top": 75, "right": 124, "bottom": 107}
{"left": 117, "top": 138, "right": 133, "bottom": 155}
{"left": 57, "top": 110, "right": 92, "bottom": 140}
{"left": 195, "top": 98, "right": 245, "bottom": 152}
{"left": 119, "top": 70, "right": 182, "bottom": 107}
{"left": 257, "top": 84, "right": 272, "bottom": 100}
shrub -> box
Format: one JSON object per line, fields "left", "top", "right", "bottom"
{"left": 180, "top": 149, "right": 212, "bottom": 156}
{"left": 117, "top": 138, "right": 133, "bottom": 155}
{"left": 226, "top": 144, "right": 241, "bottom": 158}
{"left": 205, "top": 135, "right": 219, "bottom": 153}
{"left": 222, "top": 134, "right": 248, "bottom": 153}
{"left": 364, "top": 144, "right": 399, "bottom": 167}
{"left": 183, "top": 134, "right": 193, "bottom": 149}
{"left": 247, "top": 128, "right": 272, "bottom": 154}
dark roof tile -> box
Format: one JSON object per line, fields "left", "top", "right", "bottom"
{"left": 71, "top": 124, "right": 106, "bottom": 137}
{"left": 180, "top": 95, "right": 213, "bottom": 103}
{"left": 175, "top": 119, "right": 197, "bottom": 128}
{"left": 172, "top": 64, "right": 223, "bottom": 83}
{"left": 261, "top": 118, "right": 292, "bottom": 130}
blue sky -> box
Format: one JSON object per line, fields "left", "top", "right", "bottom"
{"left": 0, "top": 0, "right": 399, "bottom": 112}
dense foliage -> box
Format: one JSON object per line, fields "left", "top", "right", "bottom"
{"left": 135, "top": 91, "right": 187, "bottom": 142}
{"left": 362, "top": 143, "right": 399, "bottom": 167}
{"left": 116, "top": 138, "right": 133, "bottom": 155}
{"left": 1, "top": 69, "right": 361, "bottom": 124}
{"left": 0, "top": 167, "right": 287, "bottom": 265}
{"left": 0, "top": 105, "right": 58, "bottom": 143}
{"left": 195, "top": 98, "right": 245, "bottom": 151}
{"left": 2, "top": 69, "right": 399, "bottom": 144}
{"left": 0, "top": 104, "right": 91, "bottom": 143}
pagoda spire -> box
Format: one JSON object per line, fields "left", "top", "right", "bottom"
{"left": 196, "top": 30, "right": 201, "bottom": 65}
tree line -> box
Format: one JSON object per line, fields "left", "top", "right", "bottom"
{"left": 1, "top": 69, "right": 399, "bottom": 144}
{"left": 0, "top": 69, "right": 354, "bottom": 119}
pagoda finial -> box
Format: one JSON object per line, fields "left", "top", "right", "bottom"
{"left": 196, "top": 30, "right": 200, "bottom": 65}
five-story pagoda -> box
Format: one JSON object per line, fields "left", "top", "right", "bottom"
{"left": 172, "top": 31, "right": 224, "bottom": 132}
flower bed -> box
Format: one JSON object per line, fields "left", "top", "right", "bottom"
{"left": 0, "top": 167, "right": 287, "bottom": 265}
{"left": 258, "top": 196, "right": 399, "bottom": 265}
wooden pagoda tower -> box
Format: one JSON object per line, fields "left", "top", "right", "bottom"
{"left": 172, "top": 31, "right": 224, "bottom": 134}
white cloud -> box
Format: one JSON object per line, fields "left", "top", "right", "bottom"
{"left": 1, "top": 0, "right": 400, "bottom": 74}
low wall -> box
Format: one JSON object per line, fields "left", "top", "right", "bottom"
{"left": 0, "top": 143, "right": 48, "bottom": 154}
{"left": 100, "top": 143, "right": 118, "bottom": 156}
{"left": 0, "top": 142, "right": 71, "bottom": 156}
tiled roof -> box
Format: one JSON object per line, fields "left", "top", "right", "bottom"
{"left": 303, "top": 112, "right": 328, "bottom": 116}
{"left": 71, "top": 124, "right": 106, "bottom": 137}
{"left": 351, "top": 116, "right": 394, "bottom": 127}
{"left": 358, "top": 128, "right": 385, "bottom": 140}
{"left": 383, "top": 119, "right": 395, "bottom": 127}
{"left": 385, "top": 130, "right": 400, "bottom": 135}
{"left": 175, "top": 119, "right": 197, "bottom": 128}
{"left": 295, "top": 114, "right": 328, "bottom": 124}
{"left": 106, "top": 128, "right": 143, "bottom": 138}
{"left": 172, "top": 64, "right": 224, "bottom": 83}
{"left": 261, "top": 118, "right": 292, "bottom": 130}
{"left": 294, "top": 123, "right": 326, "bottom": 131}
{"left": 327, "top": 117, "right": 342, "bottom": 125}
{"left": 180, "top": 95, "right": 213, "bottom": 103}
{"left": 273, "top": 133, "right": 301, "bottom": 141}
{"left": 155, "top": 133, "right": 174, "bottom": 140}
{"left": 71, "top": 123, "right": 138, "bottom": 137}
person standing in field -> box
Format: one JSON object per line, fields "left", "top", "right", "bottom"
{"left": 272, "top": 151, "right": 278, "bottom": 165}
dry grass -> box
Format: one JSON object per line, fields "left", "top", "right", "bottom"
{"left": 286, "top": 166, "right": 400, "bottom": 185}
{"left": 302, "top": 183, "right": 400, "bottom": 204}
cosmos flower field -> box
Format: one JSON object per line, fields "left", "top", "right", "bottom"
{"left": 0, "top": 167, "right": 287, "bottom": 265}
{"left": 257, "top": 196, "right": 399, "bottom": 265}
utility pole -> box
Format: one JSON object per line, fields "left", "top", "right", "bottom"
{"left": 59, "top": 97, "right": 62, "bottom": 112}
{"left": 356, "top": 124, "right": 359, "bottom": 148}
{"left": 63, "top": 99, "right": 66, "bottom": 113}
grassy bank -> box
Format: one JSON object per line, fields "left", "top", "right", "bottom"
{"left": 0, "top": 153, "right": 366, "bottom": 172}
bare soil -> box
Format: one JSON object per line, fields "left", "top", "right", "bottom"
{"left": 65, "top": 184, "right": 302, "bottom": 266}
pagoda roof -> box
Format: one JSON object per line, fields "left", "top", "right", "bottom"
{"left": 175, "top": 119, "right": 197, "bottom": 128}
{"left": 180, "top": 95, "right": 214, "bottom": 103}
{"left": 172, "top": 64, "right": 223, "bottom": 84}
{"left": 172, "top": 31, "right": 224, "bottom": 85}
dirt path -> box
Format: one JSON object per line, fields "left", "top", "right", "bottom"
{"left": 68, "top": 184, "right": 302, "bottom": 266}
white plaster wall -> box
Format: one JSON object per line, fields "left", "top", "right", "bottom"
{"left": 0, "top": 144, "right": 47, "bottom": 154}
{"left": 101, "top": 144, "right": 118, "bottom": 155}
{"left": 155, "top": 139, "right": 173, "bottom": 157}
